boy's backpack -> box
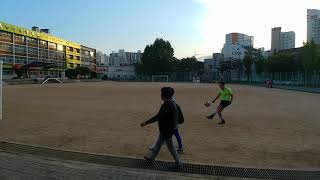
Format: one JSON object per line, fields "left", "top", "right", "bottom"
{"left": 176, "top": 104, "right": 184, "bottom": 124}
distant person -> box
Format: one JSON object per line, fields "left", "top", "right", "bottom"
{"left": 149, "top": 93, "right": 184, "bottom": 154}
{"left": 266, "top": 79, "right": 272, "bottom": 88}
{"left": 206, "top": 81, "right": 233, "bottom": 124}
{"left": 140, "top": 87, "right": 181, "bottom": 168}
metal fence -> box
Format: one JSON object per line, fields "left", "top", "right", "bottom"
{"left": 102, "top": 71, "right": 320, "bottom": 93}
{"left": 109, "top": 72, "right": 196, "bottom": 82}
{"left": 217, "top": 71, "right": 320, "bottom": 93}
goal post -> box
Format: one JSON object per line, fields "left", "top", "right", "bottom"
{"left": 152, "top": 75, "right": 169, "bottom": 82}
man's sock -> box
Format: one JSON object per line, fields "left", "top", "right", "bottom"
{"left": 218, "top": 112, "right": 225, "bottom": 123}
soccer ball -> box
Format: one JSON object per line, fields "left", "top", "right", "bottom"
{"left": 204, "top": 101, "right": 211, "bottom": 107}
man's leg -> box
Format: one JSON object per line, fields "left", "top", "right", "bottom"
{"left": 165, "top": 137, "right": 181, "bottom": 165}
{"left": 174, "top": 129, "right": 183, "bottom": 153}
{"left": 207, "top": 105, "right": 223, "bottom": 119}
{"left": 145, "top": 134, "right": 165, "bottom": 161}
{"left": 217, "top": 108, "right": 226, "bottom": 124}
{"left": 149, "top": 134, "right": 164, "bottom": 151}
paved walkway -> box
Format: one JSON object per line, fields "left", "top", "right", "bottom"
{"left": 0, "top": 151, "right": 250, "bottom": 180}
{"left": 0, "top": 141, "right": 319, "bottom": 180}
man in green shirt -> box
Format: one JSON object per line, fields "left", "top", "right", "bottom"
{"left": 206, "top": 81, "right": 233, "bottom": 124}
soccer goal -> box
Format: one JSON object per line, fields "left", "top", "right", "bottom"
{"left": 152, "top": 75, "right": 169, "bottom": 82}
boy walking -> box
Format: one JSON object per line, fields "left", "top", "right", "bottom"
{"left": 149, "top": 94, "right": 184, "bottom": 154}
{"left": 140, "top": 87, "right": 181, "bottom": 167}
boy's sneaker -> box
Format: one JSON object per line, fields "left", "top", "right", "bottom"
{"left": 177, "top": 148, "right": 184, "bottom": 154}
{"left": 218, "top": 120, "right": 225, "bottom": 125}
{"left": 206, "top": 115, "right": 213, "bottom": 120}
{"left": 144, "top": 156, "right": 154, "bottom": 162}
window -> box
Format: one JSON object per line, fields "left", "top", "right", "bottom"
{"left": 0, "top": 31, "right": 12, "bottom": 42}
{"left": 57, "top": 44, "right": 64, "bottom": 51}
{"left": 76, "top": 48, "right": 80, "bottom": 53}
{"left": 14, "top": 35, "right": 25, "bottom": 44}
{"left": 48, "top": 42, "right": 57, "bottom": 50}
{"left": 76, "top": 56, "right": 80, "bottom": 60}
{"left": 39, "top": 49, "right": 48, "bottom": 59}
{"left": 49, "top": 51, "right": 57, "bottom": 60}
{"left": 14, "top": 45, "right": 26, "bottom": 55}
{"left": 28, "top": 47, "right": 38, "bottom": 57}
{"left": 39, "top": 40, "right": 48, "bottom": 48}
{"left": 0, "top": 55, "right": 13, "bottom": 63}
{"left": 69, "top": 47, "right": 73, "bottom": 51}
{"left": 27, "top": 37, "right": 37, "bottom": 46}
{"left": 0, "top": 42, "right": 13, "bottom": 53}
{"left": 57, "top": 52, "right": 65, "bottom": 60}
{"left": 28, "top": 58, "right": 38, "bottom": 63}
{"left": 15, "top": 56, "right": 27, "bottom": 64}
{"left": 69, "top": 55, "right": 74, "bottom": 59}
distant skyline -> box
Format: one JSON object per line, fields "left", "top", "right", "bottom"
{"left": 1, "top": 0, "right": 319, "bottom": 58}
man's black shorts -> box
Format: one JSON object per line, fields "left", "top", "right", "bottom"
{"left": 220, "top": 100, "right": 231, "bottom": 108}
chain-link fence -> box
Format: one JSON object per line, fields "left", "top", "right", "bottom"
{"left": 103, "top": 70, "right": 320, "bottom": 93}
{"left": 216, "top": 71, "right": 320, "bottom": 93}
{"left": 110, "top": 72, "right": 196, "bottom": 82}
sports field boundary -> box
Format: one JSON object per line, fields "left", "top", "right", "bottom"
{"left": 0, "top": 141, "right": 319, "bottom": 180}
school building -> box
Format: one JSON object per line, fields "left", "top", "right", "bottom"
{"left": 0, "top": 22, "right": 96, "bottom": 79}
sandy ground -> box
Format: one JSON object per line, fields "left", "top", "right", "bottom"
{"left": 1, "top": 82, "right": 320, "bottom": 170}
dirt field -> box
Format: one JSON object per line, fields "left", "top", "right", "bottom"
{"left": 1, "top": 82, "right": 320, "bottom": 170}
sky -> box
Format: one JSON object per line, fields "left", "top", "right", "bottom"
{"left": 1, "top": 0, "right": 319, "bottom": 59}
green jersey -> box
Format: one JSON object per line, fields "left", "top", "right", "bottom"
{"left": 219, "top": 87, "right": 233, "bottom": 102}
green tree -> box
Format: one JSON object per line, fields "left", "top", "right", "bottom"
{"left": 78, "top": 66, "right": 91, "bottom": 76}
{"left": 176, "top": 56, "right": 204, "bottom": 75}
{"left": 219, "top": 60, "right": 233, "bottom": 74}
{"left": 243, "top": 53, "right": 254, "bottom": 81}
{"left": 138, "top": 38, "right": 175, "bottom": 73}
{"left": 266, "top": 53, "right": 301, "bottom": 73}
{"left": 301, "top": 41, "right": 320, "bottom": 71}
{"left": 255, "top": 60, "right": 265, "bottom": 75}
{"left": 231, "top": 58, "right": 243, "bottom": 80}
{"left": 90, "top": 71, "right": 97, "bottom": 79}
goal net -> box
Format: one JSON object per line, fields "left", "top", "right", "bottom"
{"left": 152, "top": 75, "right": 169, "bottom": 82}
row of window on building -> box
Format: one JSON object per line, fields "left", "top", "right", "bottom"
{"left": 0, "top": 42, "right": 66, "bottom": 60}
{"left": 0, "top": 30, "right": 82, "bottom": 53}
{"left": 0, "top": 54, "right": 65, "bottom": 66}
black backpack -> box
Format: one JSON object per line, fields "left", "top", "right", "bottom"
{"left": 176, "top": 104, "right": 184, "bottom": 124}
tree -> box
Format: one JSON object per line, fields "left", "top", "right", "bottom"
{"left": 231, "top": 58, "right": 243, "bottom": 80}
{"left": 219, "top": 60, "right": 233, "bottom": 74}
{"left": 243, "top": 53, "right": 254, "bottom": 81}
{"left": 255, "top": 60, "right": 265, "bottom": 75}
{"left": 90, "top": 71, "right": 97, "bottom": 79}
{"left": 78, "top": 66, "right": 91, "bottom": 76}
{"left": 138, "top": 38, "right": 175, "bottom": 73}
{"left": 301, "top": 41, "right": 320, "bottom": 71}
{"left": 266, "top": 53, "right": 301, "bottom": 73}
{"left": 176, "top": 56, "right": 204, "bottom": 76}
{"left": 65, "top": 66, "right": 92, "bottom": 79}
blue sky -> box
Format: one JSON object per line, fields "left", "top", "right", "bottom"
{"left": 1, "top": 0, "right": 320, "bottom": 58}
{"left": 1, "top": 0, "right": 205, "bottom": 58}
